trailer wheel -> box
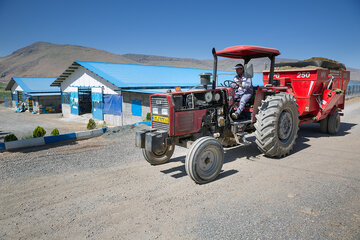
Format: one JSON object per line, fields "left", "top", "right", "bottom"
{"left": 319, "top": 117, "right": 328, "bottom": 133}
{"left": 254, "top": 92, "right": 299, "bottom": 157}
{"left": 185, "top": 137, "right": 224, "bottom": 184}
{"left": 327, "top": 111, "right": 340, "bottom": 134}
{"left": 142, "top": 144, "right": 175, "bottom": 165}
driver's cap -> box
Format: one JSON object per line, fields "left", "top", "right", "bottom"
{"left": 234, "top": 64, "right": 244, "bottom": 69}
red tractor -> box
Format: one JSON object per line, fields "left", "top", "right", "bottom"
{"left": 136, "top": 45, "right": 350, "bottom": 184}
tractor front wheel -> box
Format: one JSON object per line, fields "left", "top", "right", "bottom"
{"left": 254, "top": 92, "right": 299, "bottom": 157}
{"left": 185, "top": 137, "right": 224, "bottom": 184}
{"left": 142, "top": 143, "right": 175, "bottom": 165}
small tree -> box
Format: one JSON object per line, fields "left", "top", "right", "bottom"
{"left": 4, "top": 134, "right": 18, "bottom": 142}
{"left": 87, "top": 118, "right": 96, "bottom": 130}
{"left": 50, "top": 128, "right": 60, "bottom": 136}
{"left": 33, "top": 126, "right": 46, "bottom": 138}
{"left": 146, "top": 112, "right": 151, "bottom": 121}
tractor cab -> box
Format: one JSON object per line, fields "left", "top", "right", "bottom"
{"left": 213, "top": 45, "right": 281, "bottom": 122}
{"left": 214, "top": 45, "right": 281, "bottom": 88}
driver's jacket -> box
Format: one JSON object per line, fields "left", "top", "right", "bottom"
{"left": 233, "top": 74, "right": 253, "bottom": 96}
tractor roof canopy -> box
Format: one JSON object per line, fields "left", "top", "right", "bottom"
{"left": 216, "top": 45, "right": 280, "bottom": 59}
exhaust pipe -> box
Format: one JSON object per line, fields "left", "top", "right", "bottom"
{"left": 212, "top": 48, "right": 217, "bottom": 90}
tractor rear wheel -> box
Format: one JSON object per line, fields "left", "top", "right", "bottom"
{"left": 185, "top": 137, "right": 224, "bottom": 184}
{"left": 327, "top": 111, "right": 340, "bottom": 134}
{"left": 142, "top": 143, "right": 175, "bottom": 165}
{"left": 320, "top": 117, "right": 328, "bottom": 133}
{"left": 254, "top": 92, "right": 299, "bottom": 157}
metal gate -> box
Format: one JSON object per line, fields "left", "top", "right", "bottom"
{"left": 91, "top": 87, "right": 103, "bottom": 120}
{"left": 70, "top": 90, "right": 79, "bottom": 115}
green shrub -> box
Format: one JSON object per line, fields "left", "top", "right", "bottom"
{"left": 4, "top": 134, "right": 18, "bottom": 142}
{"left": 87, "top": 118, "right": 96, "bottom": 130}
{"left": 146, "top": 112, "right": 151, "bottom": 121}
{"left": 33, "top": 126, "right": 46, "bottom": 138}
{"left": 22, "top": 134, "right": 34, "bottom": 140}
{"left": 50, "top": 128, "right": 60, "bottom": 136}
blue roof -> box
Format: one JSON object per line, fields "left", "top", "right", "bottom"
{"left": 52, "top": 61, "right": 242, "bottom": 89}
{"left": 77, "top": 61, "right": 237, "bottom": 88}
{"left": 7, "top": 77, "right": 60, "bottom": 93}
{"left": 122, "top": 74, "right": 264, "bottom": 94}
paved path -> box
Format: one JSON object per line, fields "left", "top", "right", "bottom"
{"left": 1, "top": 101, "right": 359, "bottom": 239}
{"left": 0, "top": 105, "right": 89, "bottom": 140}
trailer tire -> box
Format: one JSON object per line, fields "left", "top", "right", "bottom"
{"left": 327, "top": 111, "right": 340, "bottom": 134}
{"left": 185, "top": 137, "right": 224, "bottom": 184}
{"left": 142, "top": 143, "right": 175, "bottom": 165}
{"left": 254, "top": 92, "right": 299, "bottom": 157}
{"left": 319, "top": 117, "right": 328, "bottom": 133}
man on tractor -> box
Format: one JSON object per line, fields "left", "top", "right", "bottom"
{"left": 231, "top": 63, "right": 253, "bottom": 119}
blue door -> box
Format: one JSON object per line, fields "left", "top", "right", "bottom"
{"left": 70, "top": 92, "right": 79, "bottom": 115}
{"left": 132, "top": 100, "right": 142, "bottom": 116}
{"left": 92, "top": 90, "right": 103, "bottom": 120}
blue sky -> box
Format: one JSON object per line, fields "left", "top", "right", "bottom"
{"left": 0, "top": 0, "right": 359, "bottom": 68}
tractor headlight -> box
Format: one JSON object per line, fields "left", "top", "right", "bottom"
{"left": 161, "top": 108, "right": 168, "bottom": 115}
{"left": 152, "top": 107, "right": 159, "bottom": 115}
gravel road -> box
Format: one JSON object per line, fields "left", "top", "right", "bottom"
{"left": 1, "top": 100, "right": 360, "bottom": 239}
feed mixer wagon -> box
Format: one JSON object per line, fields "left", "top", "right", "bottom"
{"left": 135, "top": 45, "right": 350, "bottom": 184}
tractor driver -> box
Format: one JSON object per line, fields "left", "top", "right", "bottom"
{"left": 231, "top": 63, "right": 253, "bottom": 120}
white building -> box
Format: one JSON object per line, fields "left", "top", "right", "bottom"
{"left": 5, "top": 77, "right": 61, "bottom": 113}
{"left": 51, "top": 61, "right": 233, "bottom": 126}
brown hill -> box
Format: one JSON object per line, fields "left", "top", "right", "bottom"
{"left": 0, "top": 42, "right": 137, "bottom": 83}
{"left": 0, "top": 42, "right": 358, "bottom": 83}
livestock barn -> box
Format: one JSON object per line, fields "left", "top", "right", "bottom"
{"left": 51, "top": 61, "right": 236, "bottom": 126}
{"left": 5, "top": 77, "right": 61, "bottom": 113}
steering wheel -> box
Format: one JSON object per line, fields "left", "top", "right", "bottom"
{"left": 221, "top": 80, "right": 236, "bottom": 87}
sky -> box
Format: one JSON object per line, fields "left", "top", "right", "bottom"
{"left": 0, "top": 0, "right": 359, "bottom": 68}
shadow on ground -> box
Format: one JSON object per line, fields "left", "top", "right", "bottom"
{"left": 160, "top": 121, "right": 357, "bottom": 183}
{"left": 292, "top": 122, "right": 356, "bottom": 154}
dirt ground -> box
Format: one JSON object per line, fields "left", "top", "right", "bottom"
{"left": 1, "top": 100, "right": 360, "bottom": 239}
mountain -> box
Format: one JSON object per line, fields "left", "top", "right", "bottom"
{"left": 0, "top": 42, "right": 359, "bottom": 83}
{"left": 0, "top": 42, "right": 137, "bottom": 83}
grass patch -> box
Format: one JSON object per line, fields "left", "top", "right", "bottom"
{"left": 22, "top": 134, "right": 34, "bottom": 140}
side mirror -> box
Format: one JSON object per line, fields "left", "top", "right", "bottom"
{"left": 244, "top": 64, "right": 254, "bottom": 78}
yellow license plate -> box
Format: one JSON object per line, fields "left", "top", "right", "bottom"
{"left": 153, "top": 115, "right": 169, "bottom": 123}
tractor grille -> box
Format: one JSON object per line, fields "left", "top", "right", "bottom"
{"left": 151, "top": 96, "right": 170, "bottom": 131}
{"left": 152, "top": 121, "right": 169, "bottom": 131}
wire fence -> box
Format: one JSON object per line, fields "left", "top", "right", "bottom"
{"left": 1, "top": 83, "right": 360, "bottom": 108}
{"left": 345, "top": 84, "right": 360, "bottom": 100}
{"left": 0, "top": 91, "right": 12, "bottom": 107}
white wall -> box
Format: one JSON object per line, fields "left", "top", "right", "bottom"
{"left": 11, "top": 83, "right": 23, "bottom": 107}
{"left": 122, "top": 92, "right": 151, "bottom": 125}
{"left": 104, "top": 114, "right": 122, "bottom": 126}
{"left": 61, "top": 67, "right": 118, "bottom": 94}
{"left": 61, "top": 104, "right": 71, "bottom": 117}
{"left": 11, "top": 83, "right": 23, "bottom": 94}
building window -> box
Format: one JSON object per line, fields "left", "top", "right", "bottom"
{"left": 132, "top": 100, "right": 141, "bottom": 116}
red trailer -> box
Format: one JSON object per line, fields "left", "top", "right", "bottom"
{"left": 136, "top": 45, "right": 350, "bottom": 184}
{"left": 263, "top": 68, "right": 349, "bottom": 122}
